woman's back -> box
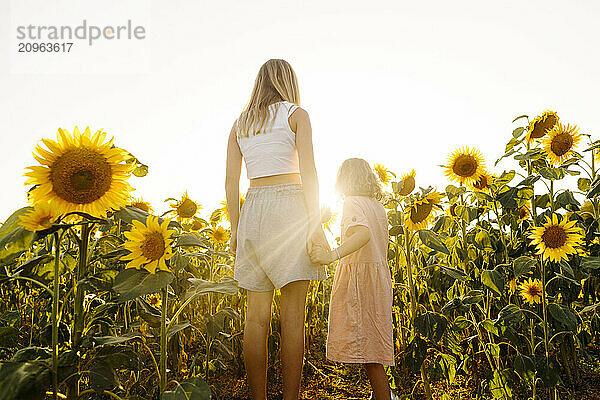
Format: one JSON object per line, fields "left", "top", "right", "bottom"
{"left": 237, "top": 101, "right": 300, "bottom": 180}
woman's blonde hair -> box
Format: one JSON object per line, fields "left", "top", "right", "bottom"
{"left": 237, "top": 59, "right": 300, "bottom": 137}
{"left": 335, "top": 158, "right": 383, "bottom": 200}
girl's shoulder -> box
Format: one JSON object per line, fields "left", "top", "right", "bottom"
{"left": 344, "top": 196, "right": 385, "bottom": 214}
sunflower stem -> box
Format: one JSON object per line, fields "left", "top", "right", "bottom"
{"left": 541, "top": 258, "right": 551, "bottom": 394}
{"left": 403, "top": 227, "right": 418, "bottom": 330}
{"left": 68, "top": 223, "right": 90, "bottom": 400}
{"left": 526, "top": 142, "right": 538, "bottom": 226}
{"left": 549, "top": 180, "right": 555, "bottom": 212}
{"left": 160, "top": 287, "right": 168, "bottom": 393}
{"left": 52, "top": 232, "right": 61, "bottom": 400}
{"left": 459, "top": 192, "right": 468, "bottom": 272}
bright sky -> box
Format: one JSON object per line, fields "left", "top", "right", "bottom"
{"left": 1, "top": 0, "right": 599, "bottom": 223}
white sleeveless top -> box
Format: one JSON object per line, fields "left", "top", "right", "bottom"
{"left": 237, "top": 101, "right": 301, "bottom": 179}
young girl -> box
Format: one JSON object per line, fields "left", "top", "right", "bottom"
{"left": 310, "top": 158, "right": 398, "bottom": 400}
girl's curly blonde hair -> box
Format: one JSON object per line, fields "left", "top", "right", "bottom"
{"left": 335, "top": 158, "right": 383, "bottom": 200}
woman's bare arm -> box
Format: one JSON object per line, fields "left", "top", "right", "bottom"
{"left": 291, "top": 108, "right": 329, "bottom": 251}
{"left": 225, "top": 121, "right": 242, "bottom": 253}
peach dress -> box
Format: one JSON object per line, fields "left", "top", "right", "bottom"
{"left": 326, "top": 196, "right": 394, "bottom": 366}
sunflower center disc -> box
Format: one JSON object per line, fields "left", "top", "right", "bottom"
{"left": 525, "top": 284, "right": 541, "bottom": 298}
{"left": 177, "top": 199, "right": 197, "bottom": 218}
{"left": 411, "top": 202, "right": 433, "bottom": 224}
{"left": 531, "top": 116, "right": 558, "bottom": 139}
{"left": 51, "top": 148, "right": 112, "bottom": 205}
{"left": 452, "top": 154, "right": 478, "bottom": 177}
{"left": 541, "top": 225, "right": 567, "bottom": 249}
{"left": 550, "top": 133, "right": 573, "bottom": 157}
{"left": 141, "top": 232, "right": 166, "bottom": 261}
{"left": 399, "top": 177, "right": 415, "bottom": 195}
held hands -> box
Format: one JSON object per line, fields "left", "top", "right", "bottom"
{"left": 309, "top": 244, "right": 336, "bottom": 265}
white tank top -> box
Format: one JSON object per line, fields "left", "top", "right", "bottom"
{"left": 237, "top": 101, "right": 301, "bottom": 179}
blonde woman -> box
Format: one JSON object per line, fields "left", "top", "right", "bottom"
{"left": 225, "top": 59, "right": 328, "bottom": 400}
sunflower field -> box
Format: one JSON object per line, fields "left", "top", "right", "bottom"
{"left": 2, "top": 112, "right": 600, "bottom": 400}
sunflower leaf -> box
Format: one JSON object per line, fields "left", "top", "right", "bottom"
{"left": 418, "top": 230, "right": 450, "bottom": 255}
{"left": 514, "top": 149, "right": 542, "bottom": 161}
{"left": 513, "top": 256, "right": 537, "bottom": 278}
{"left": 481, "top": 268, "right": 504, "bottom": 297}
{"left": 580, "top": 256, "right": 600, "bottom": 269}
{"left": 547, "top": 303, "right": 578, "bottom": 333}
{"left": 539, "top": 167, "right": 566, "bottom": 181}
{"left": 586, "top": 176, "right": 600, "bottom": 198}
{"left": 512, "top": 126, "right": 526, "bottom": 138}
{"left": 112, "top": 268, "right": 174, "bottom": 302}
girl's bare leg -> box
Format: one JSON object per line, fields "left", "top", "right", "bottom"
{"left": 364, "top": 363, "right": 391, "bottom": 399}
{"left": 243, "top": 289, "right": 274, "bottom": 400}
{"left": 280, "top": 280, "right": 310, "bottom": 400}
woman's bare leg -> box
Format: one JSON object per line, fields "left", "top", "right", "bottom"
{"left": 364, "top": 363, "right": 391, "bottom": 399}
{"left": 244, "top": 289, "right": 274, "bottom": 400}
{"left": 280, "top": 280, "right": 310, "bottom": 400}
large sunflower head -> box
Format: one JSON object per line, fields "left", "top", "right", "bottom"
{"left": 528, "top": 214, "right": 584, "bottom": 263}
{"left": 526, "top": 110, "right": 559, "bottom": 144}
{"left": 169, "top": 191, "right": 200, "bottom": 223}
{"left": 208, "top": 225, "right": 229, "bottom": 244}
{"left": 519, "top": 278, "right": 543, "bottom": 305}
{"left": 471, "top": 170, "right": 494, "bottom": 192}
{"left": 373, "top": 163, "right": 391, "bottom": 185}
{"left": 130, "top": 198, "right": 153, "bottom": 213}
{"left": 18, "top": 201, "right": 62, "bottom": 232}
{"left": 404, "top": 191, "right": 443, "bottom": 231}
{"left": 542, "top": 123, "right": 581, "bottom": 166}
{"left": 397, "top": 170, "right": 416, "bottom": 196}
{"left": 122, "top": 215, "right": 176, "bottom": 274}
{"left": 24, "top": 127, "right": 135, "bottom": 217}
{"left": 444, "top": 147, "right": 486, "bottom": 186}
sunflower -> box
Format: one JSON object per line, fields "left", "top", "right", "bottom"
{"left": 169, "top": 191, "right": 200, "bottom": 223}
{"left": 443, "top": 147, "right": 486, "bottom": 186}
{"left": 528, "top": 214, "right": 584, "bottom": 263}
{"left": 446, "top": 203, "right": 458, "bottom": 217}
{"left": 373, "top": 163, "right": 391, "bottom": 185}
{"left": 526, "top": 110, "right": 559, "bottom": 144}
{"left": 219, "top": 195, "right": 246, "bottom": 222}
{"left": 509, "top": 278, "right": 517, "bottom": 295}
{"left": 208, "top": 226, "right": 229, "bottom": 244}
{"left": 518, "top": 202, "right": 531, "bottom": 221}
{"left": 519, "top": 278, "right": 543, "bottom": 305}
{"left": 18, "top": 201, "right": 62, "bottom": 232}
{"left": 122, "top": 215, "right": 176, "bottom": 274}
{"left": 24, "top": 127, "right": 134, "bottom": 217}
{"left": 130, "top": 198, "right": 153, "bottom": 213}
{"left": 398, "top": 169, "right": 416, "bottom": 196}
{"left": 471, "top": 171, "right": 494, "bottom": 192}
{"left": 542, "top": 123, "right": 581, "bottom": 166}
{"left": 404, "top": 191, "right": 443, "bottom": 231}
{"left": 147, "top": 293, "right": 161, "bottom": 308}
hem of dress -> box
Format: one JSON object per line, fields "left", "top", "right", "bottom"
{"left": 326, "top": 354, "right": 395, "bottom": 366}
{"left": 274, "top": 272, "right": 328, "bottom": 290}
